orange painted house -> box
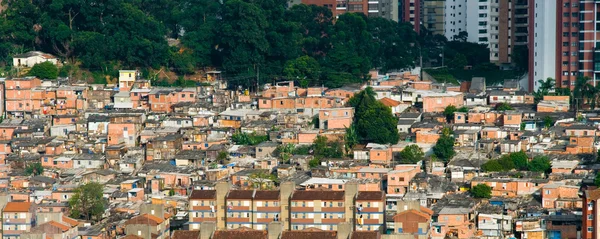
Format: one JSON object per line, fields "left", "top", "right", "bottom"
{"left": 541, "top": 184, "right": 581, "bottom": 209}
{"left": 318, "top": 108, "right": 354, "bottom": 130}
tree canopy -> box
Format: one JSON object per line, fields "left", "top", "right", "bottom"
{"left": 25, "top": 162, "right": 43, "bottom": 176}
{"left": 471, "top": 184, "right": 492, "bottom": 199}
{"left": 348, "top": 87, "right": 399, "bottom": 144}
{"left": 398, "top": 144, "right": 424, "bottom": 164}
{"left": 69, "top": 182, "right": 105, "bottom": 221}
{"left": 433, "top": 128, "right": 455, "bottom": 162}
{"left": 28, "top": 62, "right": 58, "bottom": 79}
{"left": 0, "top": 0, "right": 419, "bottom": 88}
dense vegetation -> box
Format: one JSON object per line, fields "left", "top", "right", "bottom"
{"left": 481, "top": 152, "right": 551, "bottom": 173}
{"left": 0, "top": 0, "right": 420, "bottom": 88}
{"left": 348, "top": 87, "right": 399, "bottom": 144}
{"left": 69, "top": 182, "right": 105, "bottom": 221}
{"left": 398, "top": 144, "right": 424, "bottom": 164}
{"left": 470, "top": 184, "right": 492, "bottom": 199}
{"left": 433, "top": 128, "right": 456, "bottom": 162}
{"left": 231, "top": 132, "right": 268, "bottom": 145}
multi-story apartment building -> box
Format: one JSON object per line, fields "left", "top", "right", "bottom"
{"left": 422, "top": 0, "right": 444, "bottom": 35}
{"left": 189, "top": 182, "right": 385, "bottom": 232}
{"left": 530, "top": 0, "right": 600, "bottom": 91}
{"left": 444, "top": 0, "right": 520, "bottom": 65}
{"left": 297, "top": 0, "right": 398, "bottom": 21}
{"left": 512, "top": 0, "right": 529, "bottom": 48}
{"left": 290, "top": 191, "right": 347, "bottom": 230}
{"left": 583, "top": 187, "right": 600, "bottom": 239}
{"left": 356, "top": 191, "right": 385, "bottom": 231}
{"left": 529, "top": 0, "right": 556, "bottom": 92}
{"left": 401, "top": 0, "right": 422, "bottom": 33}
{"left": 225, "top": 190, "right": 254, "bottom": 229}
{"left": 5, "top": 77, "right": 41, "bottom": 119}
{"left": 444, "top": 0, "right": 467, "bottom": 41}
{"left": 189, "top": 190, "right": 218, "bottom": 230}
{"left": 2, "top": 202, "right": 35, "bottom": 239}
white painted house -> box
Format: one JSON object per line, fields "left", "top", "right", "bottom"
{"left": 13, "top": 51, "right": 59, "bottom": 68}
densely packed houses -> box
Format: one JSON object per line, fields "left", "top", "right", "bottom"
{"left": 0, "top": 65, "right": 599, "bottom": 239}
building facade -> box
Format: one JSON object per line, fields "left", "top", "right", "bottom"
{"left": 530, "top": 0, "right": 600, "bottom": 91}
{"left": 297, "top": 0, "right": 398, "bottom": 21}
{"left": 422, "top": 0, "right": 444, "bottom": 36}
{"left": 188, "top": 182, "right": 385, "bottom": 232}
{"left": 401, "top": 0, "right": 422, "bottom": 33}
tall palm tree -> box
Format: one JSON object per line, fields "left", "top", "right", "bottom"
{"left": 573, "top": 76, "right": 590, "bottom": 108}
{"left": 535, "top": 77, "right": 555, "bottom": 102}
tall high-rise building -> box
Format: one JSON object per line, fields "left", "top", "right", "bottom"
{"left": 401, "top": 0, "right": 422, "bottom": 33}
{"left": 529, "top": 0, "right": 599, "bottom": 92}
{"left": 298, "top": 0, "right": 399, "bottom": 21}
{"left": 444, "top": 0, "right": 467, "bottom": 41}
{"left": 422, "top": 0, "right": 445, "bottom": 36}
{"left": 512, "top": 0, "right": 529, "bottom": 47}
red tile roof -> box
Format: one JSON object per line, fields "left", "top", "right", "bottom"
{"left": 253, "top": 190, "right": 279, "bottom": 200}
{"left": 227, "top": 190, "right": 254, "bottom": 200}
{"left": 61, "top": 216, "right": 79, "bottom": 227}
{"left": 190, "top": 190, "right": 216, "bottom": 200}
{"left": 291, "top": 191, "right": 344, "bottom": 201}
{"left": 392, "top": 209, "right": 432, "bottom": 222}
{"left": 379, "top": 97, "right": 401, "bottom": 107}
{"left": 124, "top": 214, "right": 164, "bottom": 226}
{"left": 356, "top": 191, "right": 384, "bottom": 201}
{"left": 47, "top": 221, "right": 71, "bottom": 232}
{"left": 172, "top": 230, "right": 201, "bottom": 239}
{"left": 281, "top": 229, "right": 337, "bottom": 239}
{"left": 351, "top": 231, "right": 380, "bottom": 239}
{"left": 122, "top": 235, "right": 145, "bottom": 239}
{"left": 212, "top": 228, "right": 267, "bottom": 239}
{"left": 3, "top": 202, "right": 32, "bottom": 212}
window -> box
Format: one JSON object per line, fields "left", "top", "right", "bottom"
{"left": 589, "top": 227, "right": 594, "bottom": 232}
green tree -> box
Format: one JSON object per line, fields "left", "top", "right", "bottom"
{"left": 277, "top": 143, "right": 295, "bottom": 163}
{"left": 443, "top": 105, "right": 458, "bottom": 123}
{"left": 498, "top": 155, "right": 516, "bottom": 170}
{"left": 534, "top": 78, "right": 555, "bottom": 102}
{"left": 313, "top": 136, "right": 343, "bottom": 159}
{"left": 481, "top": 160, "right": 503, "bottom": 172}
{"left": 447, "top": 53, "right": 467, "bottom": 70}
{"left": 169, "top": 48, "right": 196, "bottom": 75}
{"left": 495, "top": 103, "right": 514, "bottom": 111}
{"left": 231, "top": 132, "right": 268, "bottom": 146}
{"left": 348, "top": 87, "right": 399, "bottom": 144}
{"left": 69, "top": 182, "right": 105, "bottom": 221}
{"left": 510, "top": 151, "right": 529, "bottom": 170}
{"left": 249, "top": 170, "right": 277, "bottom": 189}
{"left": 543, "top": 116, "right": 555, "bottom": 129}
{"left": 218, "top": 0, "right": 269, "bottom": 86}
{"left": 25, "top": 162, "right": 43, "bottom": 176}
{"left": 284, "top": 55, "right": 321, "bottom": 87}
{"left": 470, "top": 184, "right": 492, "bottom": 199}
{"left": 595, "top": 173, "right": 600, "bottom": 187}
{"left": 344, "top": 125, "right": 358, "bottom": 153}
{"left": 217, "top": 151, "right": 228, "bottom": 163}
{"left": 28, "top": 62, "right": 58, "bottom": 79}
{"left": 574, "top": 76, "right": 590, "bottom": 109}
{"left": 399, "top": 145, "right": 424, "bottom": 164}
{"left": 293, "top": 145, "right": 311, "bottom": 155}
{"left": 528, "top": 155, "right": 551, "bottom": 173}
{"left": 308, "top": 158, "right": 321, "bottom": 168}
{"left": 433, "top": 133, "right": 456, "bottom": 162}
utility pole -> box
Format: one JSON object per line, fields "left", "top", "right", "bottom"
{"left": 419, "top": 46, "right": 423, "bottom": 80}
{"left": 256, "top": 64, "right": 260, "bottom": 95}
